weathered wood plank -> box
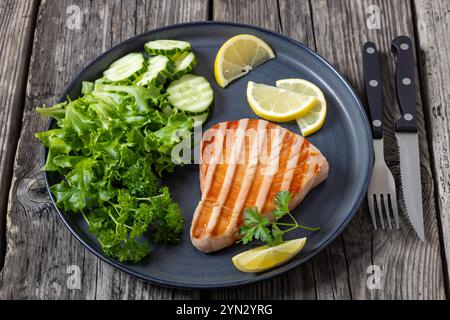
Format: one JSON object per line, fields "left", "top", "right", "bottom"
{"left": 211, "top": 0, "right": 352, "bottom": 300}
{"left": 0, "top": 0, "right": 39, "bottom": 268}
{"left": 0, "top": 0, "right": 208, "bottom": 300}
{"left": 309, "top": 0, "right": 445, "bottom": 299}
{"left": 413, "top": 0, "right": 450, "bottom": 295}
{"left": 211, "top": 0, "right": 446, "bottom": 299}
{"left": 213, "top": 0, "right": 282, "bottom": 32}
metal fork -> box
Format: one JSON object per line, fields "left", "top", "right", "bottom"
{"left": 363, "top": 42, "right": 400, "bottom": 230}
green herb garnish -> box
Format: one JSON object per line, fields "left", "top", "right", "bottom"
{"left": 239, "top": 191, "right": 320, "bottom": 247}
{"left": 36, "top": 82, "right": 191, "bottom": 263}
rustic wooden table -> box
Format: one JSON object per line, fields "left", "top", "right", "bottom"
{"left": 0, "top": 0, "right": 448, "bottom": 300}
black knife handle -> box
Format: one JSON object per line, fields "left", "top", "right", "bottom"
{"left": 391, "top": 36, "right": 417, "bottom": 132}
{"left": 363, "top": 42, "right": 383, "bottom": 139}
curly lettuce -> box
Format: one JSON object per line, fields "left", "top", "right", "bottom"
{"left": 36, "top": 83, "right": 191, "bottom": 262}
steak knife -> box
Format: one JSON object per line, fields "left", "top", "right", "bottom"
{"left": 391, "top": 35, "right": 425, "bottom": 241}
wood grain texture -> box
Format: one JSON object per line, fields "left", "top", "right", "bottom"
{"left": 0, "top": 0, "right": 39, "bottom": 268}
{"left": 309, "top": 0, "right": 445, "bottom": 299}
{"left": 0, "top": 0, "right": 208, "bottom": 300}
{"left": 211, "top": 0, "right": 446, "bottom": 299}
{"left": 0, "top": 0, "right": 447, "bottom": 300}
{"left": 413, "top": 0, "right": 450, "bottom": 295}
{"left": 213, "top": 0, "right": 282, "bottom": 32}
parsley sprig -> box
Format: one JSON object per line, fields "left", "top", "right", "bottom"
{"left": 239, "top": 191, "right": 320, "bottom": 247}
{"left": 36, "top": 82, "right": 190, "bottom": 263}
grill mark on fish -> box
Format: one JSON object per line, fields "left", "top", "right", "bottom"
{"left": 242, "top": 122, "right": 272, "bottom": 212}
{"left": 205, "top": 119, "right": 248, "bottom": 235}
{"left": 191, "top": 119, "right": 329, "bottom": 252}
{"left": 262, "top": 133, "right": 303, "bottom": 214}
{"left": 254, "top": 127, "right": 286, "bottom": 211}
{"left": 193, "top": 123, "right": 226, "bottom": 238}
{"left": 289, "top": 141, "right": 311, "bottom": 196}
{"left": 280, "top": 135, "right": 304, "bottom": 190}
{"left": 213, "top": 119, "right": 263, "bottom": 236}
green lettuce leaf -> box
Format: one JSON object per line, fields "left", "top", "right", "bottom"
{"left": 35, "top": 76, "right": 189, "bottom": 263}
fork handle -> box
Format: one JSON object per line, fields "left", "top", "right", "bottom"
{"left": 363, "top": 42, "right": 383, "bottom": 139}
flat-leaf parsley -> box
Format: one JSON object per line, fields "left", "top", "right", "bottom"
{"left": 239, "top": 191, "right": 320, "bottom": 247}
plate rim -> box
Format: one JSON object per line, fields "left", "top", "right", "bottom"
{"left": 42, "top": 20, "right": 373, "bottom": 289}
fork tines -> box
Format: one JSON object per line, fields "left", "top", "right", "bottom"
{"left": 368, "top": 192, "right": 399, "bottom": 230}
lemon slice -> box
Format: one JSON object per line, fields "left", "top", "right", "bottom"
{"left": 246, "top": 81, "right": 316, "bottom": 122}
{"left": 276, "top": 79, "right": 327, "bottom": 136}
{"left": 232, "top": 238, "right": 307, "bottom": 273}
{"left": 214, "top": 34, "right": 275, "bottom": 87}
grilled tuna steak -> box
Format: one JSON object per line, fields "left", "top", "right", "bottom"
{"left": 190, "top": 119, "right": 329, "bottom": 252}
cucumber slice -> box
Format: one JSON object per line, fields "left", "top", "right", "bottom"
{"left": 166, "top": 74, "right": 213, "bottom": 113}
{"left": 103, "top": 52, "right": 146, "bottom": 82}
{"left": 184, "top": 106, "right": 211, "bottom": 116}
{"left": 171, "top": 51, "right": 197, "bottom": 79}
{"left": 136, "top": 56, "right": 174, "bottom": 87}
{"left": 145, "top": 40, "right": 191, "bottom": 56}
{"left": 189, "top": 110, "right": 210, "bottom": 124}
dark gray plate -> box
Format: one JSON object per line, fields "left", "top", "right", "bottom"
{"left": 44, "top": 21, "right": 373, "bottom": 289}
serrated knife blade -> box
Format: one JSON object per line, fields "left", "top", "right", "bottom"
{"left": 391, "top": 35, "right": 425, "bottom": 241}
{"left": 395, "top": 131, "right": 425, "bottom": 240}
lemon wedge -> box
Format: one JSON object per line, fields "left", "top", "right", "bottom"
{"left": 276, "top": 79, "right": 327, "bottom": 136}
{"left": 232, "top": 238, "right": 307, "bottom": 273}
{"left": 214, "top": 34, "right": 275, "bottom": 88}
{"left": 246, "top": 81, "right": 316, "bottom": 122}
